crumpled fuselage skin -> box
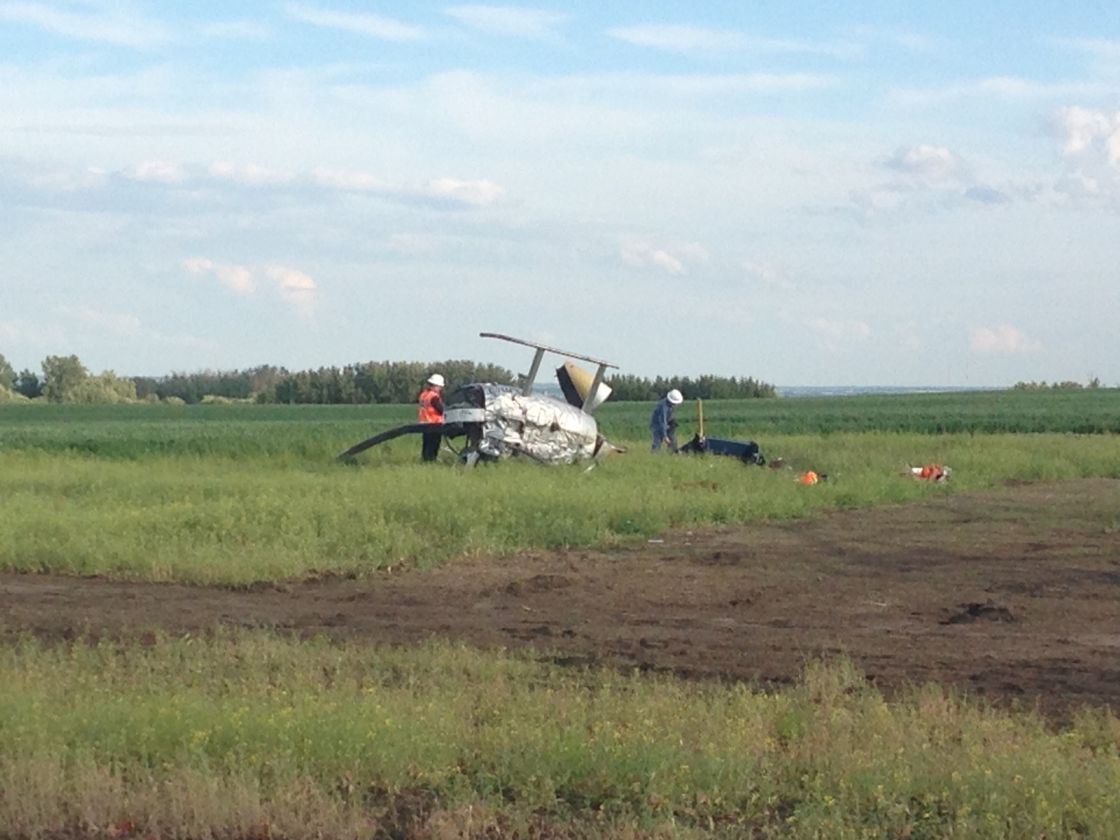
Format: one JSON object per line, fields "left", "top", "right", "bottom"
{"left": 444, "top": 383, "right": 603, "bottom": 465}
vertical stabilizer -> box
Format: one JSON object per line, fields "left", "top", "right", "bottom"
{"left": 556, "top": 361, "right": 612, "bottom": 412}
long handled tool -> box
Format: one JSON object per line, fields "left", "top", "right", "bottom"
{"left": 697, "top": 398, "right": 705, "bottom": 439}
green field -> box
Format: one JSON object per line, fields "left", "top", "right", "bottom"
{"left": 3, "top": 392, "right": 1120, "bottom": 837}
{"left": 2, "top": 634, "right": 1118, "bottom": 839}
{"left": 2, "top": 392, "right": 1120, "bottom": 584}
{"left": 4, "top": 387, "right": 1120, "bottom": 460}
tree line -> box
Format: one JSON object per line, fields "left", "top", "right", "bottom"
{"left": 0, "top": 351, "right": 776, "bottom": 405}
{"left": 1012, "top": 378, "right": 1102, "bottom": 391}
{"left": 606, "top": 373, "right": 775, "bottom": 401}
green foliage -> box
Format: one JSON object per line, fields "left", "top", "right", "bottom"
{"left": 271, "top": 359, "right": 518, "bottom": 405}
{"left": 608, "top": 372, "right": 776, "bottom": 400}
{"left": 128, "top": 362, "right": 779, "bottom": 404}
{"left": 34, "top": 356, "right": 136, "bottom": 404}
{"left": 13, "top": 369, "right": 42, "bottom": 399}
{"left": 1, "top": 635, "right": 1118, "bottom": 838}
{"left": 68, "top": 370, "right": 138, "bottom": 404}
{"left": 40, "top": 354, "right": 88, "bottom": 402}
{"left": 133, "top": 360, "right": 518, "bottom": 405}
{"left": 133, "top": 364, "right": 286, "bottom": 403}
{"left": 1013, "top": 378, "right": 1103, "bottom": 390}
{"left": 0, "top": 352, "right": 14, "bottom": 390}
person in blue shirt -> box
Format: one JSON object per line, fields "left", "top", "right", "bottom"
{"left": 650, "top": 389, "right": 684, "bottom": 452}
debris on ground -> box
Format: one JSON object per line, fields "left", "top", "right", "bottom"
{"left": 679, "top": 433, "right": 766, "bottom": 465}
{"left": 910, "top": 464, "right": 952, "bottom": 482}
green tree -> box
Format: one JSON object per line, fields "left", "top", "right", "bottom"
{"left": 14, "top": 369, "right": 42, "bottom": 398}
{"left": 0, "top": 353, "right": 14, "bottom": 390}
{"left": 70, "top": 370, "right": 137, "bottom": 403}
{"left": 41, "top": 355, "right": 89, "bottom": 402}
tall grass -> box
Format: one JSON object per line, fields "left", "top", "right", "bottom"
{"left": 2, "top": 396, "right": 1119, "bottom": 584}
{"left": 1, "top": 634, "right": 1117, "bottom": 838}
{"left": 1, "top": 432, "right": 1119, "bottom": 584}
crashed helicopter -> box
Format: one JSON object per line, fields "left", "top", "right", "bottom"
{"left": 337, "top": 333, "right": 623, "bottom": 467}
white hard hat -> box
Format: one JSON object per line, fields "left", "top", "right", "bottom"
{"left": 427, "top": 374, "right": 445, "bottom": 387}
{"left": 667, "top": 389, "right": 683, "bottom": 405}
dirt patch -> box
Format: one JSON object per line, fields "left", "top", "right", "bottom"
{"left": 942, "top": 600, "right": 1017, "bottom": 625}
{"left": 3, "top": 479, "right": 1120, "bottom": 720}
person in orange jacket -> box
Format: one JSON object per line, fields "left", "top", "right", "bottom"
{"left": 417, "top": 373, "right": 445, "bottom": 462}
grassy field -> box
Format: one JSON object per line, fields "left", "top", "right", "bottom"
{"left": 2, "top": 633, "right": 1118, "bottom": 839}
{"left": 2, "top": 392, "right": 1120, "bottom": 584}
{"left": 3, "top": 393, "right": 1120, "bottom": 838}
{"left": 3, "top": 388, "right": 1120, "bottom": 459}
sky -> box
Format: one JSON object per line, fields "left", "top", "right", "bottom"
{"left": 1, "top": 2, "right": 1118, "bottom": 386}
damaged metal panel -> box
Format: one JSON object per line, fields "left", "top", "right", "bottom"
{"left": 474, "top": 386, "right": 599, "bottom": 464}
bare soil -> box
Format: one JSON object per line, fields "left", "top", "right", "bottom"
{"left": 3, "top": 479, "right": 1119, "bottom": 720}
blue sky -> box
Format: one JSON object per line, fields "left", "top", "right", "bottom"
{"left": 1, "top": 2, "right": 1118, "bottom": 385}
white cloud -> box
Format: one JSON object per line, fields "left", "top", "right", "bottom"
{"left": 969, "top": 325, "right": 1039, "bottom": 354}
{"left": 607, "top": 24, "right": 859, "bottom": 58}
{"left": 265, "top": 265, "right": 317, "bottom": 316}
{"left": 215, "top": 265, "right": 255, "bottom": 295}
{"left": 183, "top": 258, "right": 317, "bottom": 314}
{"left": 620, "top": 239, "right": 708, "bottom": 275}
{"left": 884, "top": 144, "right": 962, "bottom": 182}
{"left": 445, "top": 5, "right": 566, "bottom": 38}
{"left": 311, "top": 167, "right": 386, "bottom": 192}
{"left": 0, "top": 0, "right": 169, "bottom": 47}
{"left": 312, "top": 167, "right": 506, "bottom": 207}
{"left": 183, "top": 257, "right": 255, "bottom": 295}
{"left": 1057, "top": 106, "right": 1120, "bottom": 163}
{"left": 126, "top": 160, "right": 187, "bottom": 184}
{"left": 208, "top": 161, "right": 288, "bottom": 186}
{"left": 426, "top": 177, "right": 505, "bottom": 206}
{"left": 285, "top": 3, "right": 424, "bottom": 41}
{"left": 182, "top": 257, "right": 215, "bottom": 275}
{"left": 848, "top": 143, "right": 1012, "bottom": 215}
{"left": 1052, "top": 106, "right": 1120, "bottom": 205}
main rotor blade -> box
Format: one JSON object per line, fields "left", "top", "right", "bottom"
{"left": 336, "top": 422, "right": 455, "bottom": 461}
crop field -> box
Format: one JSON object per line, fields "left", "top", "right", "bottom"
{"left": 3, "top": 392, "right": 1120, "bottom": 585}
{"left": 2, "top": 390, "right": 1120, "bottom": 838}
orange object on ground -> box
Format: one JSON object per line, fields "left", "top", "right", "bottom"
{"left": 911, "top": 464, "right": 949, "bottom": 482}
{"left": 798, "top": 470, "right": 819, "bottom": 485}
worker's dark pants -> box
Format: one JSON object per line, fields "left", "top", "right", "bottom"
{"left": 421, "top": 432, "right": 441, "bottom": 462}
{"left": 651, "top": 430, "right": 678, "bottom": 453}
